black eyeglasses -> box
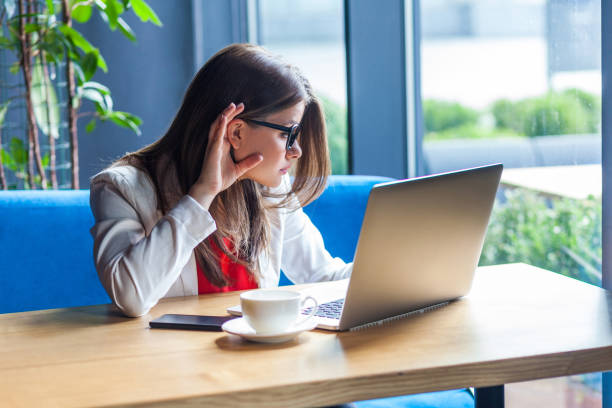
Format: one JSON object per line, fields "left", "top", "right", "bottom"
{"left": 244, "top": 119, "right": 301, "bottom": 151}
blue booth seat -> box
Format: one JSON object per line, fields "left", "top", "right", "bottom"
{"left": 0, "top": 175, "right": 473, "bottom": 408}
{"left": 304, "top": 175, "right": 388, "bottom": 261}
{"left": 279, "top": 175, "right": 394, "bottom": 285}
{"left": 0, "top": 190, "right": 109, "bottom": 313}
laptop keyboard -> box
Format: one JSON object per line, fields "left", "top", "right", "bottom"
{"left": 302, "top": 298, "right": 344, "bottom": 320}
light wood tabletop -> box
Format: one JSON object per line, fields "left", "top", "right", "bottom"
{"left": 1, "top": 263, "right": 611, "bottom": 408}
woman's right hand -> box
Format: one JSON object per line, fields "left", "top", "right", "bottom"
{"left": 188, "top": 102, "right": 263, "bottom": 209}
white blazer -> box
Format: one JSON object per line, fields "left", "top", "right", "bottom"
{"left": 89, "top": 165, "right": 352, "bottom": 317}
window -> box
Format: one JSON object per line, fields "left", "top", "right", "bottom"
{"left": 420, "top": 0, "right": 602, "bottom": 406}
{"left": 256, "top": 0, "right": 348, "bottom": 174}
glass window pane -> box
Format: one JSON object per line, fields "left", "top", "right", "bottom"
{"left": 257, "top": 0, "right": 348, "bottom": 174}
{"left": 420, "top": 0, "right": 602, "bottom": 406}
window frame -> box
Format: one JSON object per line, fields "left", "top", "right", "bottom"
{"left": 199, "top": 1, "right": 610, "bottom": 402}
{"left": 344, "top": 0, "right": 423, "bottom": 178}
{"left": 346, "top": 0, "right": 611, "bottom": 405}
{"left": 601, "top": 1, "right": 611, "bottom": 405}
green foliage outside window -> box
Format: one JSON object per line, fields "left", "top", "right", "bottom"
{"left": 423, "top": 99, "right": 479, "bottom": 133}
{"left": 480, "top": 188, "right": 602, "bottom": 286}
{"left": 313, "top": 90, "right": 601, "bottom": 176}
{"left": 319, "top": 94, "right": 348, "bottom": 175}
{"left": 492, "top": 89, "right": 600, "bottom": 137}
{"left": 425, "top": 123, "right": 523, "bottom": 140}
{"left": 425, "top": 88, "right": 601, "bottom": 141}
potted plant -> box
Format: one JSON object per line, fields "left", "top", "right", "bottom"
{"left": 0, "top": 0, "right": 160, "bottom": 189}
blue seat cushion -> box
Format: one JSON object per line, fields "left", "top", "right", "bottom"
{"left": 279, "top": 175, "right": 393, "bottom": 285}
{"left": 303, "top": 175, "right": 394, "bottom": 262}
{"left": 0, "top": 190, "right": 110, "bottom": 313}
{"left": 354, "top": 389, "right": 474, "bottom": 408}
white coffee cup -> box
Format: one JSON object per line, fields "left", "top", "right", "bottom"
{"left": 240, "top": 289, "right": 318, "bottom": 334}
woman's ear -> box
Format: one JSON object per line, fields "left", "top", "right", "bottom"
{"left": 227, "top": 119, "right": 245, "bottom": 150}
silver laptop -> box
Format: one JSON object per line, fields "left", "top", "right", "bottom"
{"left": 228, "top": 164, "right": 503, "bottom": 331}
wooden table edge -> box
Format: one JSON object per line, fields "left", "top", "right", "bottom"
{"left": 97, "top": 345, "right": 612, "bottom": 408}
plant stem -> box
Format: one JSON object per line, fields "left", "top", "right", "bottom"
{"left": 42, "top": 60, "right": 57, "bottom": 189}
{"left": 18, "top": 0, "right": 35, "bottom": 188}
{"left": 0, "top": 125, "right": 6, "bottom": 190}
{"left": 28, "top": 0, "right": 48, "bottom": 189}
{"left": 19, "top": 0, "right": 47, "bottom": 189}
{"left": 62, "top": 0, "right": 79, "bottom": 189}
{"left": 36, "top": 1, "right": 57, "bottom": 189}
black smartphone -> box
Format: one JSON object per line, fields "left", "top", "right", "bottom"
{"left": 149, "top": 314, "right": 237, "bottom": 331}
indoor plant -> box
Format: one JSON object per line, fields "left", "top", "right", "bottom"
{"left": 0, "top": 0, "right": 160, "bottom": 189}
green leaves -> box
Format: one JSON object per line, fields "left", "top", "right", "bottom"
{"left": 58, "top": 25, "right": 108, "bottom": 72}
{"left": 78, "top": 80, "right": 111, "bottom": 111}
{"left": 116, "top": 16, "right": 135, "bottom": 41}
{"left": 45, "top": 0, "right": 55, "bottom": 15}
{"left": 71, "top": 1, "right": 93, "bottom": 23}
{"left": 85, "top": 117, "right": 96, "bottom": 132}
{"left": 92, "top": 0, "right": 161, "bottom": 41}
{"left": 1, "top": 138, "right": 28, "bottom": 173}
{"left": 107, "top": 110, "right": 142, "bottom": 135}
{"left": 0, "top": 101, "right": 11, "bottom": 125}
{"left": 9, "top": 60, "right": 19, "bottom": 74}
{"left": 0, "top": 100, "right": 12, "bottom": 168}
{"left": 24, "top": 23, "right": 43, "bottom": 34}
{"left": 31, "top": 62, "right": 60, "bottom": 140}
{"left": 104, "top": 0, "right": 123, "bottom": 30}
{"left": 80, "top": 51, "right": 99, "bottom": 81}
{"left": 480, "top": 189, "right": 602, "bottom": 286}
{"left": 37, "top": 28, "right": 68, "bottom": 64}
{"left": 0, "top": 35, "right": 17, "bottom": 49}
{"left": 130, "top": 0, "right": 161, "bottom": 26}
{"left": 0, "top": 137, "right": 50, "bottom": 189}
{"left": 85, "top": 111, "right": 143, "bottom": 136}
{"left": 3, "top": 0, "right": 16, "bottom": 18}
{"left": 77, "top": 81, "right": 141, "bottom": 136}
{"left": 319, "top": 94, "right": 348, "bottom": 175}
{"left": 0, "top": 0, "right": 159, "bottom": 189}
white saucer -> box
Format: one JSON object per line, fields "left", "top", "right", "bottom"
{"left": 221, "top": 317, "right": 317, "bottom": 343}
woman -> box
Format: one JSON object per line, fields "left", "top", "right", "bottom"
{"left": 90, "top": 43, "right": 352, "bottom": 318}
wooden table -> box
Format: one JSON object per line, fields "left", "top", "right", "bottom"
{"left": 1, "top": 263, "right": 611, "bottom": 408}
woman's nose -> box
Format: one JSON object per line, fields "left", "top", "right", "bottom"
{"left": 287, "top": 140, "right": 302, "bottom": 159}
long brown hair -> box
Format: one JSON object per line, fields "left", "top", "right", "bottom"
{"left": 114, "top": 43, "right": 330, "bottom": 287}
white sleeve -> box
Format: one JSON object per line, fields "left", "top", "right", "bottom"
{"left": 280, "top": 205, "right": 353, "bottom": 284}
{"left": 89, "top": 177, "right": 216, "bottom": 317}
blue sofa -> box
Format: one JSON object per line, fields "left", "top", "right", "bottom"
{"left": 0, "top": 175, "right": 473, "bottom": 408}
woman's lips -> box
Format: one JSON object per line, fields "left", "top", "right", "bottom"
{"left": 280, "top": 166, "right": 290, "bottom": 174}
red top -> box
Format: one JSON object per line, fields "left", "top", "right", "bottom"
{"left": 196, "top": 237, "right": 258, "bottom": 294}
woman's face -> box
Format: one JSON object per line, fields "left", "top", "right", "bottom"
{"left": 230, "top": 101, "right": 305, "bottom": 188}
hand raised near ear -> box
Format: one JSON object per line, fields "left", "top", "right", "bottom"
{"left": 188, "top": 102, "right": 263, "bottom": 209}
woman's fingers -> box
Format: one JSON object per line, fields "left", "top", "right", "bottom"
{"left": 213, "top": 104, "right": 234, "bottom": 142}
{"left": 211, "top": 102, "right": 245, "bottom": 150}
{"left": 234, "top": 153, "right": 263, "bottom": 177}
{"left": 199, "top": 102, "right": 251, "bottom": 191}
{"left": 226, "top": 102, "right": 244, "bottom": 121}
